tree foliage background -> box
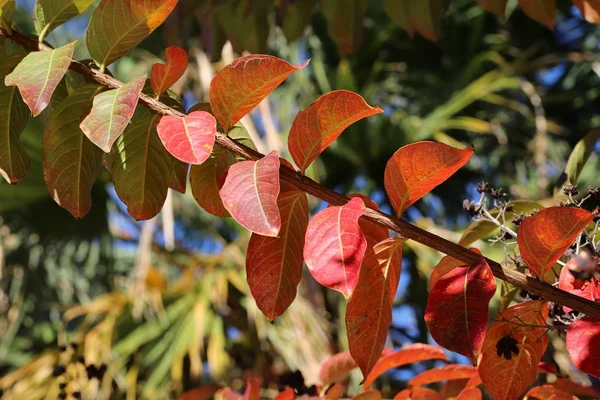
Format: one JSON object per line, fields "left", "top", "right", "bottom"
{"left": 1, "top": 0, "right": 600, "bottom": 398}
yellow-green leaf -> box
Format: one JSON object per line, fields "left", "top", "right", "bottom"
{"left": 86, "top": 0, "right": 178, "bottom": 69}
{"left": 563, "top": 129, "right": 600, "bottom": 185}
{"left": 34, "top": 0, "right": 96, "bottom": 41}
{"left": 43, "top": 84, "right": 103, "bottom": 218}
{"left": 4, "top": 41, "right": 75, "bottom": 116}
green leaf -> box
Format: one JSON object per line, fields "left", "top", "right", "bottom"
{"left": 110, "top": 108, "right": 172, "bottom": 221}
{"left": 4, "top": 41, "right": 76, "bottom": 116}
{"left": 321, "top": 0, "right": 368, "bottom": 54}
{"left": 214, "top": 0, "right": 269, "bottom": 55}
{"left": 43, "top": 84, "right": 103, "bottom": 218}
{"left": 34, "top": 0, "right": 96, "bottom": 41}
{"left": 169, "top": 157, "right": 188, "bottom": 193}
{"left": 280, "top": 0, "right": 316, "bottom": 42}
{"left": 563, "top": 129, "right": 600, "bottom": 185}
{"left": 0, "top": 53, "right": 30, "bottom": 184}
{"left": 80, "top": 75, "right": 146, "bottom": 153}
{"left": 86, "top": 0, "right": 178, "bottom": 70}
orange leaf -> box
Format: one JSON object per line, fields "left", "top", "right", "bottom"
{"left": 151, "top": 46, "right": 188, "bottom": 96}
{"left": 477, "top": 0, "right": 508, "bottom": 17}
{"left": 479, "top": 300, "right": 550, "bottom": 400}
{"left": 246, "top": 190, "right": 308, "bottom": 321}
{"left": 273, "top": 388, "right": 295, "bottom": 400}
{"left": 566, "top": 317, "right": 600, "bottom": 378}
{"left": 346, "top": 246, "right": 393, "bottom": 379}
{"left": 393, "top": 388, "right": 444, "bottom": 400}
{"left": 465, "top": 373, "right": 482, "bottom": 388}
{"left": 374, "top": 238, "right": 406, "bottom": 302}
{"left": 363, "top": 343, "right": 449, "bottom": 389}
{"left": 4, "top": 41, "right": 75, "bottom": 116}
{"left": 525, "top": 385, "right": 576, "bottom": 400}
{"left": 425, "top": 256, "right": 496, "bottom": 362}
{"left": 384, "top": 141, "right": 473, "bottom": 216}
{"left": 454, "top": 387, "right": 482, "bottom": 400}
{"left": 219, "top": 150, "right": 281, "bottom": 236}
{"left": 304, "top": 197, "right": 367, "bottom": 298}
{"left": 80, "top": 75, "right": 146, "bottom": 153}
{"left": 242, "top": 378, "right": 260, "bottom": 400}
{"left": 517, "top": 0, "right": 555, "bottom": 29}
{"left": 408, "top": 365, "right": 478, "bottom": 388}
{"left": 552, "top": 379, "right": 600, "bottom": 398}
{"left": 428, "top": 248, "right": 481, "bottom": 291}
{"left": 351, "top": 390, "right": 381, "bottom": 400}
{"left": 157, "top": 111, "right": 217, "bottom": 165}
{"left": 209, "top": 55, "right": 308, "bottom": 132}
{"left": 324, "top": 383, "right": 345, "bottom": 399}
{"left": 319, "top": 351, "right": 359, "bottom": 386}
{"left": 190, "top": 148, "right": 233, "bottom": 217}
{"left": 574, "top": 0, "right": 600, "bottom": 24}
{"left": 517, "top": 206, "right": 593, "bottom": 278}
{"left": 288, "top": 90, "right": 382, "bottom": 172}
{"left": 349, "top": 194, "right": 389, "bottom": 247}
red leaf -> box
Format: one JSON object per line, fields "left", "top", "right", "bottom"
{"left": 479, "top": 300, "right": 550, "bottom": 400}
{"left": 517, "top": 207, "right": 593, "bottom": 278}
{"left": 169, "top": 158, "right": 189, "bottom": 193}
{"left": 319, "top": 351, "right": 358, "bottom": 386}
{"left": 288, "top": 90, "right": 383, "bottom": 172}
{"left": 566, "top": 317, "right": 600, "bottom": 378}
{"left": 242, "top": 378, "right": 260, "bottom": 400}
{"left": 246, "top": 190, "right": 308, "bottom": 321}
{"left": 157, "top": 111, "right": 217, "bottom": 165}
{"left": 324, "top": 384, "right": 344, "bottom": 400}
{"left": 558, "top": 264, "right": 599, "bottom": 312}
{"left": 273, "top": 388, "right": 295, "bottom": 400}
{"left": 363, "top": 343, "right": 449, "bottom": 389}
{"left": 304, "top": 197, "right": 367, "bottom": 298}
{"left": 209, "top": 55, "right": 308, "bottom": 132}
{"left": 525, "top": 385, "right": 575, "bottom": 400}
{"left": 80, "top": 75, "right": 146, "bottom": 153}
{"left": 384, "top": 142, "right": 473, "bottom": 216}
{"left": 151, "top": 46, "right": 188, "bottom": 96}
{"left": 538, "top": 361, "right": 559, "bottom": 375}
{"left": 346, "top": 247, "right": 393, "bottom": 379}
{"left": 219, "top": 150, "right": 281, "bottom": 236}
{"left": 517, "top": 0, "right": 556, "bottom": 29}
{"left": 351, "top": 390, "right": 381, "bottom": 400}
{"left": 408, "top": 365, "right": 478, "bottom": 388}
{"left": 425, "top": 256, "right": 496, "bottom": 362}
{"left": 574, "top": 0, "right": 600, "bottom": 24}
{"left": 454, "top": 388, "right": 482, "bottom": 400}
{"left": 349, "top": 194, "right": 389, "bottom": 247}
{"left": 429, "top": 248, "right": 481, "bottom": 291}
{"left": 4, "top": 41, "right": 75, "bottom": 116}
{"left": 190, "top": 148, "right": 233, "bottom": 217}
{"left": 393, "top": 388, "right": 444, "bottom": 400}
{"left": 552, "top": 379, "right": 600, "bottom": 398}
{"left": 177, "top": 384, "right": 222, "bottom": 400}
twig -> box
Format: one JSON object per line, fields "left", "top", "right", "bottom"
{"left": 2, "top": 27, "right": 600, "bottom": 317}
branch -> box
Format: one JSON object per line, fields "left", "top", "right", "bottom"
{"left": 3, "top": 28, "right": 600, "bottom": 317}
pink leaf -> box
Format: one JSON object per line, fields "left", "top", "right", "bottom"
{"left": 219, "top": 150, "right": 281, "bottom": 236}
{"left": 151, "top": 46, "right": 188, "bottom": 96}
{"left": 157, "top": 110, "right": 217, "bottom": 164}
{"left": 304, "top": 197, "right": 367, "bottom": 298}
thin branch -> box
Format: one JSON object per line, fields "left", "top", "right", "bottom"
{"left": 2, "top": 27, "right": 600, "bottom": 317}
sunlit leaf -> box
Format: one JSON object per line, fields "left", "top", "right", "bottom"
{"left": 151, "top": 46, "right": 188, "bottom": 96}
{"left": 324, "top": 383, "right": 344, "bottom": 400}
{"left": 408, "top": 365, "right": 478, "bottom": 388}
{"left": 220, "top": 150, "right": 281, "bottom": 236}
{"left": 43, "top": 84, "right": 102, "bottom": 218}
{"left": 288, "top": 90, "right": 383, "bottom": 173}
{"left": 0, "top": 53, "right": 29, "bottom": 184}
{"left": 552, "top": 379, "right": 600, "bottom": 398}
{"left": 5, "top": 41, "right": 75, "bottom": 116}
{"left": 558, "top": 263, "right": 599, "bottom": 312}
{"left": 34, "top": 0, "right": 95, "bottom": 41}
{"left": 574, "top": 0, "right": 600, "bottom": 24}
{"left": 190, "top": 148, "right": 234, "bottom": 217}
{"left": 157, "top": 111, "right": 216, "bottom": 164}
{"left": 246, "top": 190, "right": 308, "bottom": 321}
{"left": 525, "top": 385, "right": 576, "bottom": 400}
{"left": 425, "top": 256, "right": 496, "bottom": 362}
{"left": 86, "top": 0, "right": 178, "bottom": 69}
{"left": 562, "top": 129, "right": 600, "bottom": 185}
{"left": 304, "top": 197, "right": 367, "bottom": 298}
{"left": 517, "top": 0, "right": 555, "bottom": 29}
{"left": 566, "top": 317, "right": 600, "bottom": 378}
{"left": 363, "top": 343, "right": 449, "bottom": 389}
{"left": 384, "top": 141, "right": 473, "bottom": 216}
{"left": 477, "top": 0, "right": 508, "bottom": 17}
{"left": 349, "top": 194, "right": 389, "bottom": 247}
{"left": 393, "top": 388, "right": 444, "bottom": 400}
{"left": 110, "top": 108, "right": 172, "bottom": 220}
{"left": 351, "top": 390, "right": 381, "bottom": 400}
{"left": 273, "top": 388, "right": 295, "bottom": 400}
{"left": 319, "top": 351, "right": 358, "bottom": 387}
{"left": 242, "top": 378, "right": 260, "bottom": 400}
{"left": 429, "top": 248, "right": 481, "bottom": 291}
{"left": 209, "top": 54, "right": 308, "bottom": 132}
{"left": 479, "top": 300, "right": 549, "bottom": 400}
{"left": 80, "top": 75, "right": 146, "bottom": 153}
{"left": 454, "top": 388, "right": 482, "bottom": 400}
{"left": 517, "top": 206, "right": 593, "bottom": 278}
